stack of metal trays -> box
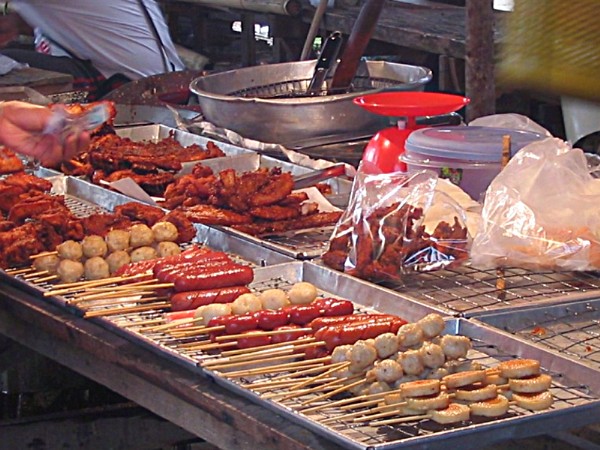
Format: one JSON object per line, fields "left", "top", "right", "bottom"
{"left": 54, "top": 124, "right": 352, "bottom": 260}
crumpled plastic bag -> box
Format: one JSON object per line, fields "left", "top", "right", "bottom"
{"left": 322, "top": 166, "right": 471, "bottom": 281}
{"left": 471, "top": 137, "right": 600, "bottom": 271}
{"left": 469, "top": 113, "right": 553, "bottom": 137}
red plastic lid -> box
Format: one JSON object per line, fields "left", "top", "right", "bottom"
{"left": 353, "top": 91, "right": 470, "bottom": 117}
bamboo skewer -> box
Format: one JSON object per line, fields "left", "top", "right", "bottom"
{"left": 215, "top": 328, "right": 312, "bottom": 342}
{"left": 23, "top": 270, "right": 50, "bottom": 279}
{"left": 77, "top": 296, "right": 166, "bottom": 309}
{"left": 220, "top": 338, "right": 317, "bottom": 358}
{"left": 289, "top": 361, "right": 350, "bottom": 391}
{"left": 299, "top": 378, "right": 366, "bottom": 406}
{"left": 144, "top": 317, "right": 204, "bottom": 334}
{"left": 43, "top": 273, "right": 150, "bottom": 296}
{"left": 69, "top": 290, "right": 157, "bottom": 303}
{"left": 84, "top": 301, "right": 170, "bottom": 318}
{"left": 29, "top": 250, "right": 58, "bottom": 259}
{"left": 247, "top": 377, "right": 338, "bottom": 392}
{"left": 276, "top": 374, "right": 362, "bottom": 403}
{"left": 72, "top": 278, "right": 162, "bottom": 296}
{"left": 34, "top": 274, "right": 58, "bottom": 283}
{"left": 5, "top": 266, "right": 36, "bottom": 275}
{"left": 204, "top": 351, "right": 303, "bottom": 371}
{"left": 222, "top": 356, "right": 331, "bottom": 378}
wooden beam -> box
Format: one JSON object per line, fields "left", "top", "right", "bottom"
{"left": 465, "top": 0, "right": 496, "bottom": 121}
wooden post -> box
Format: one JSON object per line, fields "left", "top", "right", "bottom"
{"left": 465, "top": 0, "right": 495, "bottom": 121}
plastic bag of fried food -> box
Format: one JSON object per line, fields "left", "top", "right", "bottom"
{"left": 471, "top": 137, "right": 600, "bottom": 271}
{"left": 322, "top": 165, "right": 471, "bottom": 281}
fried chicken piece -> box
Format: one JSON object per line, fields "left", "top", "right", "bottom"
{"left": 8, "top": 195, "right": 71, "bottom": 225}
{"left": 0, "top": 221, "right": 15, "bottom": 232}
{"left": 0, "top": 149, "right": 24, "bottom": 174}
{"left": 114, "top": 202, "right": 165, "bottom": 226}
{"left": 322, "top": 250, "right": 347, "bottom": 271}
{"left": 279, "top": 192, "right": 309, "bottom": 207}
{"left": 249, "top": 205, "right": 300, "bottom": 221}
{"left": 163, "top": 209, "right": 196, "bottom": 243}
{"left": 60, "top": 155, "right": 93, "bottom": 177}
{"left": 181, "top": 204, "right": 252, "bottom": 226}
{"left": 93, "top": 169, "right": 175, "bottom": 197}
{"left": 0, "top": 221, "right": 63, "bottom": 268}
{"left": 81, "top": 213, "right": 133, "bottom": 237}
{"left": 231, "top": 211, "right": 342, "bottom": 236}
{"left": 3, "top": 172, "right": 52, "bottom": 192}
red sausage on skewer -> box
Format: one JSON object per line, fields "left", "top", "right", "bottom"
{"left": 172, "top": 264, "right": 254, "bottom": 292}
{"left": 169, "top": 286, "right": 251, "bottom": 311}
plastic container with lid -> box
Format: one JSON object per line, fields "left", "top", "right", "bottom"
{"left": 400, "top": 126, "right": 546, "bottom": 199}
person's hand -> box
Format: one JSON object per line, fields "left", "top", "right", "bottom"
{"left": 0, "top": 101, "right": 90, "bottom": 167}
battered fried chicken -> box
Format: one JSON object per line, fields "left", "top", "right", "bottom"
{"left": 0, "top": 149, "right": 24, "bottom": 174}
{"left": 3, "top": 172, "right": 52, "bottom": 192}
{"left": 232, "top": 211, "right": 342, "bottom": 236}
{"left": 8, "top": 195, "right": 71, "bottom": 225}
{"left": 81, "top": 213, "right": 133, "bottom": 236}
{"left": 0, "top": 221, "right": 63, "bottom": 268}
{"left": 114, "top": 202, "right": 165, "bottom": 226}
{"left": 181, "top": 204, "right": 252, "bottom": 226}
{"left": 163, "top": 209, "right": 197, "bottom": 243}
{"left": 92, "top": 169, "right": 175, "bottom": 197}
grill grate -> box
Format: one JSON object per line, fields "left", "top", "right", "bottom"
{"left": 478, "top": 300, "right": 600, "bottom": 371}
{"left": 381, "top": 265, "right": 600, "bottom": 316}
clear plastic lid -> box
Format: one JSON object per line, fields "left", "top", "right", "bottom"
{"left": 405, "top": 126, "right": 546, "bottom": 162}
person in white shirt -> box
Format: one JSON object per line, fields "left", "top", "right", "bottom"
{"left": 0, "top": 0, "right": 185, "bottom": 99}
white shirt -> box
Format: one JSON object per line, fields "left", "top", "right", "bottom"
{"left": 12, "top": 0, "right": 185, "bottom": 80}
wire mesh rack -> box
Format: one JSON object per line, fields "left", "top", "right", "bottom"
{"left": 205, "top": 318, "right": 600, "bottom": 450}
{"left": 473, "top": 299, "right": 600, "bottom": 372}
{"left": 377, "top": 264, "right": 600, "bottom": 317}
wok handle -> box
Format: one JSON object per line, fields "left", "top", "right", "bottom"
{"left": 330, "top": 0, "right": 386, "bottom": 92}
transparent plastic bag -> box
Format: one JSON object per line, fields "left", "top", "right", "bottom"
{"left": 471, "top": 137, "right": 600, "bottom": 271}
{"left": 322, "top": 166, "right": 471, "bottom": 281}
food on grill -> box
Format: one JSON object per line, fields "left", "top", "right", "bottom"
{"left": 159, "top": 165, "right": 341, "bottom": 236}
{"left": 287, "top": 281, "right": 318, "bottom": 305}
{"left": 84, "top": 256, "right": 110, "bottom": 280}
{"left": 497, "top": 359, "right": 541, "bottom": 379}
{"left": 105, "top": 250, "right": 131, "bottom": 275}
{"left": 430, "top": 403, "right": 471, "bottom": 424}
{"left": 511, "top": 391, "right": 554, "bottom": 411}
{"left": 454, "top": 383, "right": 499, "bottom": 402}
{"left": 258, "top": 288, "right": 290, "bottom": 310}
{"left": 130, "top": 245, "right": 158, "bottom": 262}
{"left": 443, "top": 370, "right": 487, "bottom": 389}
{"left": 469, "top": 395, "right": 510, "bottom": 417}
{"left": 170, "top": 286, "right": 252, "bottom": 312}
{"left": 105, "top": 229, "right": 130, "bottom": 253}
{"left": 82, "top": 235, "right": 108, "bottom": 258}
{"left": 61, "top": 133, "right": 225, "bottom": 195}
{"left": 155, "top": 241, "right": 181, "bottom": 258}
{"left": 57, "top": 240, "right": 84, "bottom": 261}
{"left": 152, "top": 221, "right": 179, "bottom": 242}
{"left": 114, "top": 202, "right": 166, "bottom": 227}
{"left": 229, "top": 292, "right": 261, "bottom": 315}
{"left": 508, "top": 374, "right": 552, "bottom": 393}
{"left": 57, "top": 259, "right": 85, "bottom": 283}
{"left": 129, "top": 223, "right": 154, "bottom": 248}
{"left": 32, "top": 253, "right": 61, "bottom": 274}
{"left": 0, "top": 148, "right": 24, "bottom": 174}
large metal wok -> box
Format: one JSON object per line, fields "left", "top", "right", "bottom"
{"left": 189, "top": 59, "right": 432, "bottom": 146}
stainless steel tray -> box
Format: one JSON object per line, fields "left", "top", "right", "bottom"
{"left": 0, "top": 174, "right": 292, "bottom": 306}
{"left": 338, "top": 262, "right": 600, "bottom": 317}
{"left": 471, "top": 298, "right": 600, "bottom": 372}
{"left": 115, "top": 124, "right": 254, "bottom": 157}
{"left": 205, "top": 317, "right": 600, "bottom": 450}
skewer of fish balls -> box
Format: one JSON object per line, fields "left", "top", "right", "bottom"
{"left": 32, "top": 221, "right": 182, "bottom": 283}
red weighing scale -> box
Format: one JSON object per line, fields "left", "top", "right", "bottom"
{"left": 353, "top": 91, "right": 470, "bottom": 173}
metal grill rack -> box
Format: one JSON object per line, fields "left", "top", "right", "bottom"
{"left": 472, "top": 299, "right": 600, "bottom": 371}
{"left": 378, "top": 264, "right": 600, "bottom": 317}
{"left": 205, "top": 318, "right": 600, "bottom": 450}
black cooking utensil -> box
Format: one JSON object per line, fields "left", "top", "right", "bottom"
{"left": 329, "top": 0, "right": 385, "bottom": 93}
{"left": 306, "top": 31, "right": 344, "bottom": 96}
